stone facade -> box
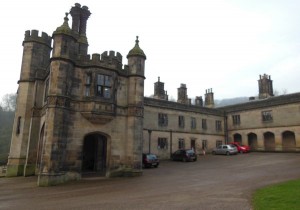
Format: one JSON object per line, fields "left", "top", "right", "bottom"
{"left": 7, "top": 4, "right": 146, "bottom": 186}
{"left": 6, "top": 4, "right": 300, "bottom": 186}
{"left": 219, "top": 93, "right": 300, "bottom": 152}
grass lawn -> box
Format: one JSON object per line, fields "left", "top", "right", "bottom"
{"left": 252, "top": 179, "right": 300, "bottom": 210}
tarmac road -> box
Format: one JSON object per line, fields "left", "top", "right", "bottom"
{"left": 0, "top": 152, "right": 300, "bottom": 210}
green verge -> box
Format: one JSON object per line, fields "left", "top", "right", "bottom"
{"left": 252, "top": 179, "right": 300, "bottom": 210}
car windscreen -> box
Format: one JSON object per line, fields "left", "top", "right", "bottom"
{"left": 147, "top": 154, "right": 157, "bottom": 159}
{"left": 186, "top": 150, "right": 195, "bottom": 154}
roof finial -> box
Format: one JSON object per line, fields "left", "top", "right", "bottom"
{"left": 63, "top": 12, "right": 69, "bottom": 26}
{"left": 135, "top": 36, "right": 139, "bottom": 45}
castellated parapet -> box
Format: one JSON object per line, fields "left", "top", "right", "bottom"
{"left": 24, "top": 30, "right": 52, "bottom": 47}
{"left": 81, "top": 50, "right": 124, "bottom": 71}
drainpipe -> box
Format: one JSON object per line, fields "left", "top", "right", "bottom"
{"left": 170, "top": 129, "right": 173, "bottom": 158}
{"left": 148, "top": 130, "right": 152, "bottom": 153}
{"left": 224, "top": 111, "right": 228, "bottom": 144}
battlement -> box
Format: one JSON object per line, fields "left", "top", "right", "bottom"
{"left": 81, "top": 51, "right": 124, "bottom": 70}
{"left": 24, "top": 30, "right": 52, "bottom": 47}
{"left": 101, "top": 51, "right": 123, "bottom": 62}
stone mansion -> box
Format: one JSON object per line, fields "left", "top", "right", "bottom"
{"left": 6, "top": 4, "right": 300, "bottom": 186}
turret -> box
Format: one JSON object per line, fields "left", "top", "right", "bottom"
{"left": 205, "top": 88, "right": 214, "bottom": 108}
{"left": 258, "top": 74, "right": 274, "bottom": 99}
{"left": 126, "top": 36, "right": 146, "bottom": 108}
{"left": 124, "top": 36, "right": 146, "bottom": 175}
{"left": 6, "top": 30, "right": 52, "bottom": 177}
{"left": 52, "top": 13, "right": 75, "bottom": 60}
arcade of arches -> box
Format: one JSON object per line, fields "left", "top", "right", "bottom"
{"left": 232, "top": 131, "right": 297, "bottom": 151}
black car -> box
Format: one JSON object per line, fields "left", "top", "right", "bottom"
{"left": 142, "top": 153, "right": 159, "bottom": 168}
{"left": 171, "top": 149, "right": 197, "bottom": 162}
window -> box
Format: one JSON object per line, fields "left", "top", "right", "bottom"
{"left": 178, "top": 138, "right": 185, "bottom": 149}
{"left": 178, "top": 116, "right": 185, "bottom": 128}
{"left": 216, "top": 120, "right": 222, "bottom": 131}
{"left": 191, "top": 117, "right": 196, "bottom": 129}
{"left": 44, "top": 79, "right": 49, "bottom": 103}
{"left": 16, "top": 116, "right": 21, "bottom": 134}
{"left": 62, "top": 40, "right": 68, "bottom": 55}
{"left": 85, "top": 74, "right": 91, "bottom": 96}
{"left": 86, "top": 74, "right": 91, "bottom": 84}
{"left": 85, "top": 86, "right": 90, "bottom": 96}
{"left": 96, "top": 74, "right": 111, "bottom": 98}
{"left": 232, "top": 115, "right": 240, "bottom": 125}
{"left": 202, "top": 119, "right": 207, "bottom": 129}
{"left": 262, "top": 110, "right": 273, "bottom": 122}
{"left": 202, "top": 140, "right": 207, "bottom": 150}
{"left": 158, "top": 113, "right": 168, "bottom": 127}
{"left": 216, "top": 140, "right": 222, "bottom": 147}
{"left": 158, "top": 138, "right": 168, "bottom": 149}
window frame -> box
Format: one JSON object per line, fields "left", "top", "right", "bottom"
{"left": 178, "top": 138, "right": 185, "bottom": 149}
{"left": 96, "top": 74, "right": 112, "bottom": 99}
{"left": 232, "top": 114, "right": 241, "bottom": 125}
{"left": 202, "top": 119, "right": 207, "bottom": 130}
{"left": 262, "top": 110, "right": 273, "bottom": 122}
{"left": 215, "top": 120, "right": 222, "bottom": 131}
{"left": 191, "top": 117, "right": 196, "bottom": 129}
{"left": 158, "top": 137, "right": 168, "bottom": 150}
{"left": 178, "top": 115, "right": 185, "bottom": 128}
{"left": 158, "top": 113, "right": 168, "bottom": 127}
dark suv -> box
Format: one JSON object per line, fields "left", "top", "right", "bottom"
{"left": 142, "top": 153, "right": 159, "bottom": 168}
{"left": 171, "top": 149, "right": 197, "bottom": 162}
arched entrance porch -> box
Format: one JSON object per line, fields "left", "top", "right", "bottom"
{"left": 82, "top": 133, "right": 107, "bottom": 176}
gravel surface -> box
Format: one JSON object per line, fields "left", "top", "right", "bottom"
{"left": 0, "top": 152, "right": 299, "bottom": 210}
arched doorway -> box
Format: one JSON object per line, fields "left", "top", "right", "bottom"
{"left": 248, "top": 133, "right": 258, "bottom": 151}
{"left": 264, "top": 132, "right": 275, "bottom": 151}
{"left": 233, "top": 133, "right": 242, "bottom": 144}
{"left": 82, "top": 133, "right": 107, "bottom": 176}
{"left": 282, "top": 131, "right": 296, "bottom": 151}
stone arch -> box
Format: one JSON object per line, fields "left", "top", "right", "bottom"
{"left": 233, "top": 133, "right": 242, "bottom": 144}
{"left": 247, "top": 133, "right": 258, "bottom": 150}
{"left": 282, "top": 131, "right": 296, "bottom": 151}
{"left": 82, "top": 132, "right": 108, "bottom": 176}
{"left": 264, "top": 132, "right": 275, "bottom": 151}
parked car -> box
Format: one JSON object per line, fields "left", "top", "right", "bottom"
{"left": 229, "top": 142, "right": 251, "bottom": 153}
{"left": 171, "top": 149, "right": 197, "bottom": 162}
{"left": 212, "top": 144, "right": 238, "bottom": 155}
{"left": 142, "top": 153, "right": 159, "bottom": 168}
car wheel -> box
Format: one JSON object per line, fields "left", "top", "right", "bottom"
{"left": 182, "top": 157, "right": 187, "bottom": 162}
{"left": 226, "top": 151, "right": 230, "bottom": 156}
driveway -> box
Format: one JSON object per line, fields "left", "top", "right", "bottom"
{"left": 0, "top": 153, "right": 299, "bottom": 210}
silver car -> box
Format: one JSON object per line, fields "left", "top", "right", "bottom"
{"left": 212, "top": 144, "right": 238, "bottom": 155}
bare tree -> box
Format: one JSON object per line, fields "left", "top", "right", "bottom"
{"left": 1, "top": 93, "right": 17, "bottom": 111}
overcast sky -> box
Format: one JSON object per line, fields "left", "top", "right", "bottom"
{"left": 1, "top": 0, "right": 300, "bottom": 101}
